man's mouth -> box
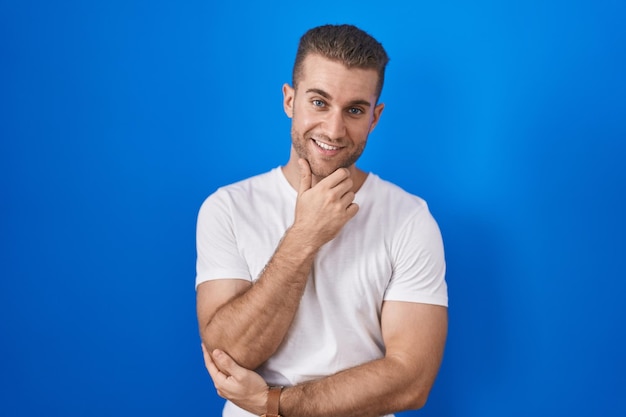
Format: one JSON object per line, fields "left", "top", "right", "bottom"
{"left": 313, "top": 139, "right": 340, "bottom": 151}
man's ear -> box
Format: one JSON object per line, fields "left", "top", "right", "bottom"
{"left": 283, "top": 83, "right": 295, "bottom": 118}
{"left": 369, "top": 102, "right": 385, "bottom": 133}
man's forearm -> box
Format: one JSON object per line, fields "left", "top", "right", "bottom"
{"left": 214, "top": 354, "right": 435, "bottom": 417}
{"left": 271, "top": 303, "right": 448, "bottom": 417}
{"left": 201, "top": 226, "right": 318, "bottom": 370}
{"left": 278, "top": 356, "right": 430, "bottom": 417}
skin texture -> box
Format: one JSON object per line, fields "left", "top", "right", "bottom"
{"left": 196, "top": 53, "right": 448, "bottom": 416}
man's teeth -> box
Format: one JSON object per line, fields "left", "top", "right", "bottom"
{"left": 314, "top": 140, "right": 339, "bottom": 151}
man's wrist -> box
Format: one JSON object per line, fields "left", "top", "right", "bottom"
{"left": 283, "top": 225, "right": 320, "bottom": 257}
{"left": 261, "top": 386, "right": 283, "bottom": 417}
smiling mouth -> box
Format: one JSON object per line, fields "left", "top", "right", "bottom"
{"left": 313, "top": 139, "right": 341, "bottom": 151}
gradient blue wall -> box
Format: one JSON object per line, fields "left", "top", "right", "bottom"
{"left": 2, "top": 1, "right": 625, "bottom": 416}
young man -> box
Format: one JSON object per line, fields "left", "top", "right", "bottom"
{"left": 196, "top": 24, "right": 448, "bottom": 417}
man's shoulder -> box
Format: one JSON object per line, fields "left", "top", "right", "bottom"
{"left": 198, "top": 168, "right": 283, "bottom": 220}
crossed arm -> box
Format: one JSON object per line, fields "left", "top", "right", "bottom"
{"left": 202, "top": 300, "right": 448, "bottom": 416}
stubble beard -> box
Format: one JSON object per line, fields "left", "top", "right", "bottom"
{"left": 291, "top": 125, "right": 366, "bottom": 179}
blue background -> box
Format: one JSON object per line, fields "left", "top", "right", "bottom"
{"left": 2, "top": 0, "right": 625, "bottom": 416}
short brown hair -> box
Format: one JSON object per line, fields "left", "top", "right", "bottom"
{"left": 292, "top": 24, "right": 389, "bottom": 100}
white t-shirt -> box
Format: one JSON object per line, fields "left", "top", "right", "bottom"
{"left": 196, "top": 167, "right": 448, "bottom": 417}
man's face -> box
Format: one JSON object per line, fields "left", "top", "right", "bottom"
{"left": 283, "top": 54, "right": 384, "bottom": 179}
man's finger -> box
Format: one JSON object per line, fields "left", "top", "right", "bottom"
{"left": 346, "top": 202, "right": 360, "bottom": 218}
{"left": 319, "top": 167, "right": 351, "bottom": 189}
{"left": 212, "top": 349, "right": 246, "bottom": 379}
{"left": 298, "top": 158, "right": 312, "bottom": 195}
{"left": 201, "top": 344, "right": 227, "bottom": 383}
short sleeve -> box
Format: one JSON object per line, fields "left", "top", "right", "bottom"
{"left": 195, "top": 189, "right": 252, "bottom": 289}
{"left": 384, "top": 205, "right": 448, "bottom": 307}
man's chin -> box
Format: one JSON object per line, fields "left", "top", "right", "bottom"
{"left": 309, "top": 162, "right": 349, "bottom": 179}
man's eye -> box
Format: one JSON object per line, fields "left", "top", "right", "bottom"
{"left": 348, "top": 108, "right": 364, "bottom": 115}
{"left": 312, "top": 100, "right": 325, "bottom": 107}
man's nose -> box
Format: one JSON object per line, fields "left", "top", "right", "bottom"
{"left": 323, "top": 110, "right": 347, "bottom": 140}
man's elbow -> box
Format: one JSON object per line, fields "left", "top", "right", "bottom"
{"left": 200, "top": 327, "right": 267, "bottom": 370}
{"left": 405, "top": 390, "right": 429, "bottom": 411}
{"left": 398, "top": 381, "right": 434, "bottom": 411}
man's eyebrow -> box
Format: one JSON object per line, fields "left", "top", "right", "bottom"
{"left": 305, "top": 88, "right": 372, "bottom": 107}
{"left": 348, "top": 99, "right": 372, "bottom": 107}
{"left": 306, "top": 88, "right": 332, "bottom": 99}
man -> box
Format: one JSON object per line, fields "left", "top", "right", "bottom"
{"left": 196, "top": 24, "right": 448, "bottom": 417}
